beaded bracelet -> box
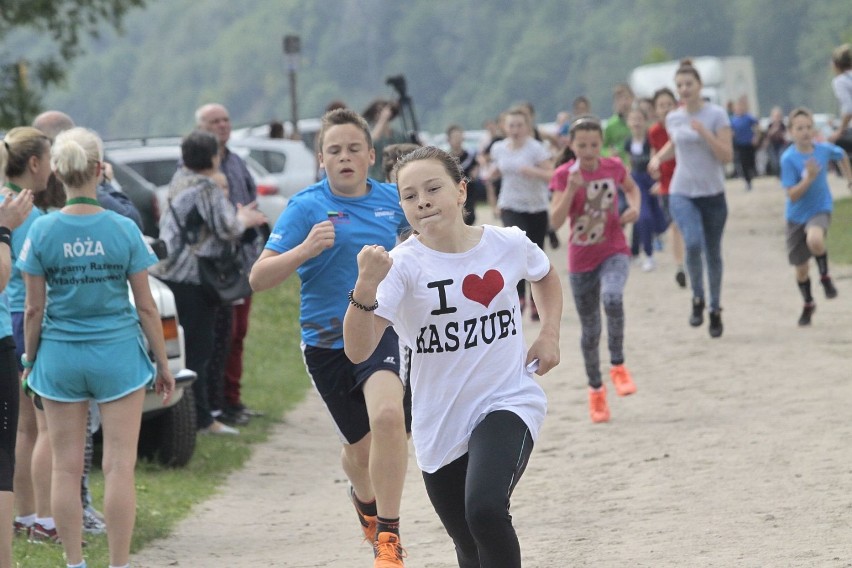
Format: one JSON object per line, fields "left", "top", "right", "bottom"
{"left": 348, "top": 289, "right": 379, "bottom": 312}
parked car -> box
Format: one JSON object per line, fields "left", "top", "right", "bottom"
{"left": 135, "top": 273, "right": 197, "bottom": 467}
{"left": 110, "top": 161, "right": 160, "bottom": 238}
{"left": 104, "top": 141, "right": 287, "bottom": 227}
{"left": 227, "top": 136, "right": 318, "bottom": 201}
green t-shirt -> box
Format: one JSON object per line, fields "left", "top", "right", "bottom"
{"left": 603, "top": 114, "right": 630, "bottom": 165}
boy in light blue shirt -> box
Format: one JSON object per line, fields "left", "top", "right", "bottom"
{"left": 780, "top": 107, "right": 852, "bottom": 325}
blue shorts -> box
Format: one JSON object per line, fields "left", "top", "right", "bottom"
{"left": 28, "top": 335, "right": 155, "bottom": 403}
{"left": 302, "top": 327, "right": 412, "bottom": 444}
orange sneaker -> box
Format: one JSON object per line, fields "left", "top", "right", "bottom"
{"left": 373, "top": 532, "right": 406, "bottom": 567}
{"left": 610, "top": 365, "right": 636, "bottom": 396}
{"left": 349, "top": 485, "right": 377, "bottom": 544}
{"left": 588, "top": 387, "right": 610, "bottom": 423}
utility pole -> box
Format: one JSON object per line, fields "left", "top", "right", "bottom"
{"left": 283, "top": 35, "right": 301, "bottom": 140}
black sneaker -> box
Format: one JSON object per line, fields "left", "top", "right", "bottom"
{"left": 821, "top": 277, "right": 838, "bottom": 299}
{"left": 219, "top": 409, "right": 250, "bottom": 426}
{"left": 798, "top": 303, "right": 816, "bottom": 326}
{"left": 675, "top": 270, "right": 687, "bottom": 288}
{"left": 689, "top": 298, "right": 705, "bottom": 327}
{"left": 548, "top": 229, "right": 560, "bottom": 249}
{"left": 708, "top": 310, "right": 723, "bottom": 338}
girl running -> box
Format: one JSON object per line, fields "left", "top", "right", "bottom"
{"left": 550, "top": 117, "right": 641, "bottom": 423}
{"left": 649, "top": 59, "right": 733, "bottom": 338}
{"left": 343, "top": 146, "right": 562, "bottom": 568}
{"left": 647, "top": 87, "right": 687, "bottom": 287}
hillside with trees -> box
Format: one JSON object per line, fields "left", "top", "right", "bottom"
{"left": 4, "top": 0, "right": 851, "bottom": 138}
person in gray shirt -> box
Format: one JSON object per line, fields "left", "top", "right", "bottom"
{"left": 649, "top": 60, "right": 733, "bottom": 339}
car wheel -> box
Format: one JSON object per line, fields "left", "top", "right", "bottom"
{"left": 138, "top": 388, "right": 197, "bottom": 467}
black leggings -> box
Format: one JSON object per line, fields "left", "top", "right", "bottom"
{"left": 422, "top": 410, "right": 534, "bottom": 568}
{"left": 500, "top": 209, "right": 548, "bottom": 302}
{"left": 0, "top": 336, "right": 18, "bottom": 492}
{"left": 163, "top": 280, "right": 220, "bottom": 429}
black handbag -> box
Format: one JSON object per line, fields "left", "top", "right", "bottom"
{"left": 168, "top": 189, "right": 252, "bottom": 304}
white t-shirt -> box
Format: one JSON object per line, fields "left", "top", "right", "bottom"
{"left": 375, "top": 225, "right": 550, "bottom": 473}
{"left": 832, "top": 71, "right": 852, "bottom": 117}
{"left": 490, "top": 138, "right": 551, "bottom": 212}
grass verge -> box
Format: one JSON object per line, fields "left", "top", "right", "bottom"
{"left": 827, "top": 196, "right": 852, "bottom": 265}
{"left": 13, "top": 277, "right": 307, "bottom": 567}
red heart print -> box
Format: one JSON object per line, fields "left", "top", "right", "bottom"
{"left": 462, "top": 270, "right": 504, "bottom": 308}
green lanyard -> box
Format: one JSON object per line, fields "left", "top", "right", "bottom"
{"left": 3, "top": 182, "right": 23, "bottom": 194}
{"left": 65, "top": 197, "right": 101, "bottom": 207}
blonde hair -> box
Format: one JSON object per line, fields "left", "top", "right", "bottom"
{"left": 51, "top": 127, "right": 103, "bottom": 188}
{"left": 0, "top": 127, "right": 51, "bottom": 178}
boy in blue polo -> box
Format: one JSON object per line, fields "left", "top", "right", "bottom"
{"left": 780, "top": 107, "right": 852, "bottom": 326}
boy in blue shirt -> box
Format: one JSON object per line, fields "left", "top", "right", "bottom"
{"left": 250, "top": 109, "right": 409, "bottom": 567}
{"left": 780, "top": 107, "right": 852, "bottom": 325}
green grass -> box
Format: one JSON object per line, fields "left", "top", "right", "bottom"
{"left": 13, "top": 277, "right": 308, "bottom": 567}
{"left": 827, "top": 196, "right": 852, "bottom": 265}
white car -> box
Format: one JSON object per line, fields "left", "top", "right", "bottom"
{"left": 227, "top": 136, "right": 318, "bottom": 202}
{"left": 104, "top": 142, "right": 288, "bottom": 226}
{"left": 135, "top": 275, "right": 198, "bottom": 467}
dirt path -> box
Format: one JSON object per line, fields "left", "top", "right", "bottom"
{"left": 133, "top": 176, "right": 852, "bottom": 567}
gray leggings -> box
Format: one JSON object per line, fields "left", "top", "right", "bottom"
{"left": 568, "top": 254, "right": 630, "bottom": 388}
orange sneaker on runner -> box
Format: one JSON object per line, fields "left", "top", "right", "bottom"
{"left": 588, "top": 387, "right": 610, "bottom": 423}
{"left": 373, "top": 532, "right": 406, "bottom": 567}
{"left": 349, "top": 485, "right": 377, "bottom": 544}
{"left": 610, "top": 364, "right": 636, "bottom": 396}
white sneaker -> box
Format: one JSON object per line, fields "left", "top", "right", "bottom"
{"left": 199, "top": 420, "right": 240, "bottom": 436}
{"left": 641, "top": 257, "right": 656, "bottom": 272}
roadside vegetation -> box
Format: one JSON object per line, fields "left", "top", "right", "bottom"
{"left": 13, "top": 277, "right": 307, "bottom": 566}
{"left": 827, "top": 197, "right": 852, "bottom": 265}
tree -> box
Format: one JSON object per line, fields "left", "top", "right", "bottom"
{"left": 0, "top": 0, "right": 146, "bottom": 128}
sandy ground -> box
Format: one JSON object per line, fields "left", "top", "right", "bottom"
{"left": 134, "top": 175, "right": 852, "bottom": 567}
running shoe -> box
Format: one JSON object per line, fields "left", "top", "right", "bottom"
{"left": 28, "top": 522, "right": 60, "bottom": 544}
{"left": 349, "top": 485, "right": 377, "bottom": 544}
{"left": 798, "top": 303, "right": 816, "bottom": 327}
{"left": 708, "top": 310, "right": 723, "bottom": 338}
{"left": 641, "top": 257, "right": 656, "bottom": 272}
{"left": 373, "top": 532, "right": 406, "bottom": 567}
{"left": 83, "top": 506, "right": 107, "bottom": 535}
{"left": 821, "top": 276, "right": 838, "bottom": 299}
{"left": 689, "top": 298, "right": 705, "bottom": 327}
{"left": 13, "top": 520, "right": 32, "bottom": 538}
{"left": 610, "top": 365, "right": 637, "bottom": 396}
{"left": 588, "top": 387, "right": 610, "bottom": 423}
{"left": 675, "top": 270, "right": 687, "bottom": 288}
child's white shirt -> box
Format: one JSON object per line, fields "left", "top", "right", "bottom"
{"left": 375, "top": 225, "right": 550, "bottom": 473}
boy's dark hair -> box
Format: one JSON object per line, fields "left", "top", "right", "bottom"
{"left": 652, "top": 87, "right": 677, "bottom": 105}
{"left": 382, "top": 142, "right": 421, "bottom": 182}
{"left": 675, "top": 58, "right": 702, "bottom": 83}
{"left": 569, "top": 115, "right": 603, "bottom": 139}
{"left": 269, "top": 120, "right": 285, "bottom": 139}
{"left": 788, "top": 106, "right": 813, "bottom": 124}
{"left": 832, "top": 43, "right": 851, "bottom": 71}
{"left": 572, "top": 95, "right": 590, "bottom": 108}
{"left": 181, "top": 130, "right": 219, "bottom": 171}
{"left": 317, "top": 108, "right": 373, "bottom": 151}
{"left": 392, "top": 145, "right": 466, "bottom": 186}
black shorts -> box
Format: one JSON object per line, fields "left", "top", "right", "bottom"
{"left": 302, "top": 327, "right": 412, "bottom": 444}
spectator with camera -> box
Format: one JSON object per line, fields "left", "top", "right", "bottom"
{"left": 363, "top": 99, "right": 412, "bottom": 181}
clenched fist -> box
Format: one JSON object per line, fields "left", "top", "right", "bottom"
{"left": 303, "top": 220, "right": 336, "bottom": 258}
{"left": 356, "top": 244, "right": 393, "bottom": 287}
